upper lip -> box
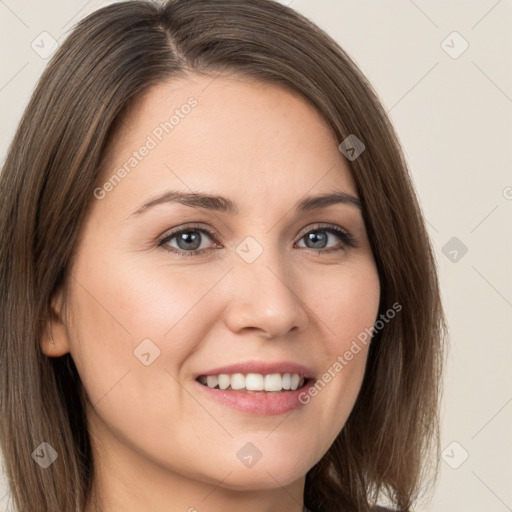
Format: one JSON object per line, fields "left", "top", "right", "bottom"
{"left": 194, "top": 361, "right": 315, "bottom": 380}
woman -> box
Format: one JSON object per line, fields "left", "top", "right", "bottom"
{"left": 0, "top": 1, "right": 446, "bottom": 511}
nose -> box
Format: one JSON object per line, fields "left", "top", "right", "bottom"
{"left": 222, "top": 245, "right": 309, "bottom": 339}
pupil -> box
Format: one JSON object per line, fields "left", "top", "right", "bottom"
{"left": 178, "top": 231, "right": 201, "bottom": 250}
{"left": 307, "top": 231, "right": 327, "bottom": 249}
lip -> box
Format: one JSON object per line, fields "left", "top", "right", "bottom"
{"left": 193, "top": 360, "right": 316, "bottom": 380}
{"left": 193, "top": 360, "right": 316, "bottom": 416}
{"left": 195, "top": 381, "right": 314, "bottom": 415}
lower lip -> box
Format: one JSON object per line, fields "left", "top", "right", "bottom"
{"left": 194, "top": 379, "right": 313, "bottom": 415}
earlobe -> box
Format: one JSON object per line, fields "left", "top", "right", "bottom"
{"left": 41, "top": 286, "right": 71, "bottom": 357}
{"left": 41, "top": 323, "right": 67, "bottom": 357}
{"left": 40, "top": 322, "right": 63, "bottom": 358}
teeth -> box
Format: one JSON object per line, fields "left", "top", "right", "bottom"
{"left": 245, "top": 373, "right": 264, "bottom": 391}
{"left": 218, "top": 374, "right": 230, "bottom": 390}
{"left": 264, "top": 373, "right": 282, "bottom": 392}
{"left": 198, "top": 372, "right": 307, "bottom": 392}
{"left": 206, "top": 375, "right": 218, "bottom": 388}
{"left": 291, "top": 373, "right": 300, "bottom": 390}
{"left": 230, "top": 373, "right": 245, "bottom": 390}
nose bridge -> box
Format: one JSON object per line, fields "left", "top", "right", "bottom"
{"left": 237, "top": 231, "right": 291, "bottom": 290}
{"left": 224, "top": 234, "right": 307, "bottom": 336}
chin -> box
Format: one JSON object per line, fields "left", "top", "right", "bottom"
{"left": 196, "top": 443, "right": 317, "bottom": 491}
{"left": 206, "top": 462, "right": 309, "bottom": 491}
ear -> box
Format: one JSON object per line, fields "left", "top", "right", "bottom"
{"left": 41, "top": 284, "right": 72, "bottom": 357}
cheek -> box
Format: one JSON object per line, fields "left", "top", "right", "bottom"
{"left": 64, "top": 251, "right": 228, "bottom": 401}
{"left": 299, "top": 259, "right": 380, "bottom": 445}
{"left": 65, "top": 256, "right": 226, "bottom": 469}
{"left": 310, "top": 258, "right": 381, "bottom": 349}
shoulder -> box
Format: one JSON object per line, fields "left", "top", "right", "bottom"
{"left": 307, "top": 505, "right": 403, "bottom": 512}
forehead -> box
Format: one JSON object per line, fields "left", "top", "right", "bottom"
{"left": 98, "top": 73, "right": 358, "bottom": 215}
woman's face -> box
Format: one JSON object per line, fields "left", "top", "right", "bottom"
{"left": 48, "top": 74, "right": 380, "bottom": 498}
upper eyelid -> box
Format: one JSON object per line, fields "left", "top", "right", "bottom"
{"left": 158, "top": 223, "right": 220, "bottom": 243}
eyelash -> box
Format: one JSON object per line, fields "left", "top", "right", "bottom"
{"left": 157, "top": 223, "right": 357, "bottom": 257}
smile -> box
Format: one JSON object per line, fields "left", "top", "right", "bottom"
{"left": 196, "top": 372, "right": 307, "bottom": 392}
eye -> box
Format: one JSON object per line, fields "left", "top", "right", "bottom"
{"left": 158, "top": 224, "right": 219, "bottom": 257}
{"left": 295, "top": 224, "right": 356, "bottom": 253}
{"left": 158, "top": 223, "right": 357, "bottom": 257}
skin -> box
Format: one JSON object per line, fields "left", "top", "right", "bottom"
{"left": 43, "top": 73, "right": 380, "bottom": 512}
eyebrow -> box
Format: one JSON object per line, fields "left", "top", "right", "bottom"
{"left": 131, "top": 189, "right": 362, "bottom": 217}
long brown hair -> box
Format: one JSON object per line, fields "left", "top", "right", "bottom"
{"left": 0, "top": 1, "right": 446, "bottom": 511}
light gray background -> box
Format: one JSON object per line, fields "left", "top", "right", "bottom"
{"left": 1, "top": 1, "right": 511, "bottom": 511}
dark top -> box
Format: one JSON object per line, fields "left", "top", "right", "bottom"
{"left": 305, "top": 506, "right": 396, "bottom": 512}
